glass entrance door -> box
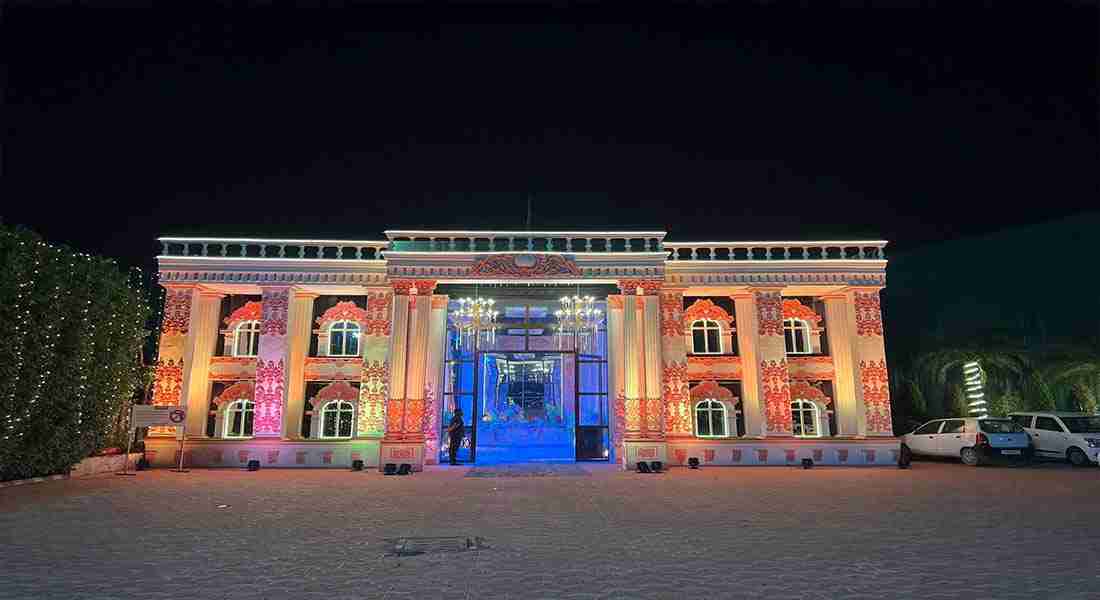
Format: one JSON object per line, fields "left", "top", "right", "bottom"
{"left": 475, "top": 352, "right": 576, "bottom": 462}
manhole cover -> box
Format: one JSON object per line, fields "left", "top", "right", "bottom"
{"left": 384, "top": 536, "right": 485, "bottom": 557}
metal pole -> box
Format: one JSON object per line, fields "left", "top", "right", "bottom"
{"left": 172, "top": 424, "right": 189, "bottom": 473}
{"left": 117, "top": 405, "right": 137, "bottom": 476}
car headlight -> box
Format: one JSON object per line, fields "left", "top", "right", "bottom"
{"left": 1085, "top": 438, "right": 1100, "bottom": 448}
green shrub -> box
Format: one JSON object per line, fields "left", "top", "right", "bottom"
{"left": 0, "top": 226, "right": 150, "bottom": 481}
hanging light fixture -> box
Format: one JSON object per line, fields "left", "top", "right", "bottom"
{"left": 963, "top": 360, "right": 988, "bottom": 419}
{"left": 453, "top": 296, "right": 498, "bottom": 352}
{"left": 555, "top": 295, "right": 602, "bottom": 352}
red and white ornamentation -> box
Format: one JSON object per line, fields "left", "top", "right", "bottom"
{"left": 755, "top": 291, "right": 783, "bottom": 337}
{"left": 152, "top": 358, "right": 183, "bottom": 407}
{"left": 616, "top": 279, "right": 662, "bottom": 296}
{"left": 364, "top": 292, "right": 392, "bottom": 336}
{"left": 860, "top": 359, "right": 893, "bottom": 434}
{"left": 391, "top": 280, "right": 415, "bottom": 295}
{"left": 303, "top": 357, "right": 362, "bottom": 381}
{"left": 682, "top": 299, "right": 734, "bottom": 327}
{"left": 781, "top": 299, "right": 823, "bottom": 329}
{"left": 659, "top": 292, "right": 684, "bottom": 337}
{"left": 162, "top": 288, "right": 193, "bottom": 336}
{"left": 607, "top": 295, "right": 624, "bottom": 310}
{"left": 788, "top": 380, "right": 831, "bottom": 405}
{"left": 686, "top": 355, "right": 742, "bottom": 380}
{"left": 224, "top": 301, "right": 263, "bottom": 329}
{"left": 259, "top": 289, "right": 289, "bottom": 336}
{"left": 310, "top": 380, "right": 359, "bottom": 405}
{"left": 253, "top": 359, "right": 285, "bottom": 435}
{"left": 212, "top": 380, "right": 254, "bottom": 408}
{"left": 469, "top": 255, "right": 581, "bottom": 278}
{"left": 613, "top": 390, "right": 626, "bottom": 457}
{"left": 315, "top": 301, "right": 370, "bottom": 330}
{"left": 662, "top": 361, "right": 691, "bottom": 435}
{"left": 760, "top": 359, "right": 793, "bottom": 434}
{"left": 689, "top": 380, "right": 737, "bottom": 404}
{"left": 358, "top": 360, "right": 388, "bottom": 435}
{"left": 854, "top": 292, "right": 884, "bottom": 337}
{"left": 413, "top": 280, "right": 438, "bottom": 295}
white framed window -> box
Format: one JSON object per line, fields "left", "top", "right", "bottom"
{"left": 694, "top": 399, "right": 728, "bottom": 438}
{"left": 224, "top": 400, "right": 254, "bottom": 438}
{"left": 791, "top": 399, "right": 820, "bottom": 437}
{"left": 328, "top": 320, "right": 361, "bottom": 357}
{"left": 784, "top": 318, "right": 812, "bottom": 355}
{"left": 320, "top": 400, "right": 355, "bottom": 438}
{"left": 691, "top": 319, "right": 723, "bottom": 354}
{"left": 233, "top": 320, "right": 261, "bottom": 357}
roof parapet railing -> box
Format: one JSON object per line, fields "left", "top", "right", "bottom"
{"left": 664, "top": 241, "right": 887, "bottom": 261}
{"left": 383, "top": 230, "right": 667, "bottom": 253}
{"left": 157, "top": 237, "right": 389, "bottom": 260}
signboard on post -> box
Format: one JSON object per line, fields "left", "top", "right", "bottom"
{"left": 131, "top": 405, "right": 189, "bottom": 472}
{"left": 132, "top": 405, "right": 187, "bottom": 428}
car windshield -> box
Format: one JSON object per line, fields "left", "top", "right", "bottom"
{"left": 1060, "top": 417, "right": 1100, "bottom": 433}
{"left": 979, "top": 420, "right": 1024, "bottom": 433}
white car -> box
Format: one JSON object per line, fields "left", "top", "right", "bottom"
{"left": 901, "top": 417, "right": 1032, "bottom": 466}
{"left": 1009, "top": 412, "right": 1100, "bottom": 467}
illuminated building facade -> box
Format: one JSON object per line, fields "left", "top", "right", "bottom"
{"left": 147, "top": 231, "right": 897, "bottom": 469}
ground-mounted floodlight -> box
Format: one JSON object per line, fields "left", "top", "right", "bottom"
{"left": 351, "top": 459, "right": 364, "bottom": 471}
{"left": 801, "top": 458, "right": 814, "bottom": 469}
{"left": 246, "top": 459, "right": 261, "bottom": 471}
{"left": 687, "top": 457, "right": 700, "bottom": 469}
{"left": 963, "top": 361, "right": 988, "bottom": 419}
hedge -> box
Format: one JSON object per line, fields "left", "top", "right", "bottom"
{"left": 0, "top": 226, "right": 150, "bottom": 481}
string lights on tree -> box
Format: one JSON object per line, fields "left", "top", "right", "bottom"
{"left": 963, "top": 360, "right": 988, "bottom": 419}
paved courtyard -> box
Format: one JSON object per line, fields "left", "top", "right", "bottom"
{"left": 2, "top": 460, "right": 1098, "bottom": 600}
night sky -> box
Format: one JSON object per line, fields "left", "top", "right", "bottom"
{"left": 4, "top": 1, "right": 1098, "bottom": 273}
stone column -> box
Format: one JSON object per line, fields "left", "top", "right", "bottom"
{"left": 253, "top": 286, "right": 291, "bottom": 438}
{"left": 733, "top": 289, "right": 793, "bottom": 437}
{"left": 402, "top": 280, "right": 437, "bottom": 441}
{"left": 852, "top": 288, "right": 894, "bottom": 436}
{"left": 641, "top": 281, "right": 664, "bottom": 438}
{"left": 660, "top": 289, "right": 691, "bottom": 439}
{"left": 619, "top": 283, "right": 643, "bottom": 440}
{"left": 149, "top": 285, "right": 195, "bottom": 436}
{"left": 357, "top": 290, "right": 393, "bottom": 438}
{"left": 423, "top": 295, "right": 449, "bottom": 463}
{"left": 823, "top": 292, "right": 861, "bottom": 437}
{"left": 385, "top": 281, "right": 412, "bottom": 440}
{"left": 181, "top": 289, "right": 224, "bottom": 438}
{"left": 282, "top": 289, "right": 317, "bottom": 440}
{"left": 607, "top": 295, "right": 626, "bottom": 461}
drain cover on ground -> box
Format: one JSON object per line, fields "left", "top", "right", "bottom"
{"left": 465, "top": 464, "right": 590, "bottom": 478}
{"left": 385, "top": 536, "right": 485, "bottom": 557}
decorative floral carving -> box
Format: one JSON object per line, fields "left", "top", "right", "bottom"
{"left": 469, "top": 255, "right": 581, "bottom": 278}
{"left": 760, "top": 359, "right": 793, "bottom": 434}
{"left": 663, "top": 361, "right": 691, "bottom": 435}
{"left": 259, "top": 288, "right": 289, "bottom": 336}
{"left": 386, "top": 399, "right": 404, "bottom": 437}
{"left": 687, "top": 355, "right": 742, "bottom": 380}
{"left": 390, "top": 280, "right": 415, "bottom": 295}
{"left": 689, "top": 380, "right": 736, "bottom": 403}
{"left": 423, "top": 383, "right": 437, "bottom": 440}
{"left": 755, "top": 291, "right": 783, "bottom": 337}
{"left": 683, "top": 299, "right": 734, "bottom": 328}
{"left": 607, "top": 295, "right": 624, "bottom": 310}
{"left": 413, "top": 280, "right": 438, "bottom": 295}
{"left": 659, "top": 292, "right": 683, "bottom": 337}
{"left": 613, "top": 390, "right": 626, "bottom": 457}
{"left": 358, "top": 359, "right": 388, "bottom": 435}
{"left": 639, "top": 281, "right": 662, "bottom": 296}
{"left": 860, "top": 359, "right": 893, "bottom": 434}
{"left": 854, "top": 292, "right": 884, "bottom": 337}
{"left": 212, "top": 380, "right": 254, "bottom": 407}
{"left": 224, "top": 301, "right": 263, "bottom": 329}
{"left": 789, "top": 380, "right": 831, "bottom": 406}
{"left": 644, "top": 397, "right": 662, "bottom": 433}
{"left": 253, "top": 359, "right": 285, "bottom": 435}
{"left": 152, "top": 358, "right": 183, "bottom": 406}
{"left": 315, "top": 301, "right": 370, "bottom": 330}
{"left": 674, "top": 448, "right": 687, "bottom": 465}
{"left": 782, "top": 299, "right": 823, "bottom": 328}
{"left": 162, "top": 288, "right": 193, "bottom": 335}
{"left": 311, "top": 380, "right": 359, "bottom": 405}
{"left": 303, "top": 357, "right": 362, "bottom": 381}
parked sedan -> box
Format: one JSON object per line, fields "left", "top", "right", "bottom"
{"left": 901, "top": 417, "right": 1033, "bottom": 466}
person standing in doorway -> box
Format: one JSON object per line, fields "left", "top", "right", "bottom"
{"left": 446, "top": 408, "right": 465, "bottom": 465}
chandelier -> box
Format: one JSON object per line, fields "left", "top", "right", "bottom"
{"left": 453, "top": 297, "right": 498, "bottom": 351}
{"left": 555, "top": 295, "right": 602, "bottom": 352}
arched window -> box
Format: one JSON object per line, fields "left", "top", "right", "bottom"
{"left": 791, "top": 399, "right": 820, "bottom": 437}
{"left": 320, "top": 400, "right": 355, "bottom": 438}
{"left": 233, "top": 321, "right": 261, "bottom": 357}
{"left": 224, "top": 400, "right": 254, "bottom": 438}
{"left": 784, "top": 318, "right": 812, "bottom": 354}
{"left": 694, "top": 399, "right": 727, "bottom": 438}
{"left": 328, "top": 320, "right": 361, "bottom": 357}
{"left": 691, "top": 319, "right": 723, "bottom": 354}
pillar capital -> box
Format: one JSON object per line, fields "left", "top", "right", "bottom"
{"left": 616, "top": 278, "right": 663, "bottom": 295}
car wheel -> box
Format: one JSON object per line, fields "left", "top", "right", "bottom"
{"left": 961, "top": 447, "right": 981, "bottom": 466}
{"left": 1067, "top": 447, "right": 1090, "bottom": 467}
{"left": 900, "top": 444, "right": 913, "bottom": 463}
